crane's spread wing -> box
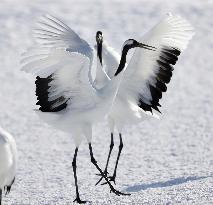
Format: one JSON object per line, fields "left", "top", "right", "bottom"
{"left": 119, "top": 14, "right": 194, "bottom": 113}
{"left": 21, "top": 14, "right": 94, "bottom": 81}
{"left": 33, "top": 14, "right": 93, "bottom": 60}
{"left": 22, "top": 49, "right": 97, "bottom": 112}
{"left": 21, "top": 15, "right": 98, "bottom": 112}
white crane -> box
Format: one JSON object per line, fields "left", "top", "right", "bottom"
{"left": 0, "top": 126, "right": 17, "bottom": 205}
{"left": 94, "top": 14, "right": 194, "bottom": 185}
{"left": 21, "top": 15, "right": 156, "bottom": 203}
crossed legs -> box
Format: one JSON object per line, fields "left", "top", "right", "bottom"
{"left": 72, "top": 141, "right": 128, "bottom": 204}
{"left": 96, "top": 133, "right": 124, "bottom": 185}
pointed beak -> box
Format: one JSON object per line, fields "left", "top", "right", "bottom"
{"left": 138, "top": 42, "right": 156, "bottom": 51}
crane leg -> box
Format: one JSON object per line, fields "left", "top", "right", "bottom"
{"left": 108, "top": 133, "right": 123, "bottom": 185}
{"left": 89, "top": 143, "right": 129, "bottom": 196}
{"left": 95, "top": 133, "right": 114, "bottom": 185}
{"left": 72, "top": 147, "right": 87, "bottom": 204}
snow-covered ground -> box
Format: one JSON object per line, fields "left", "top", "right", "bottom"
{"left": 0, "top": 0, "right": 212, "bottom": 204}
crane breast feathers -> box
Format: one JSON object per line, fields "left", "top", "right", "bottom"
{"left": 101, "top": 41, "right": 120, "bottom": 79}
{"left": 119, "top": 14, "right": 194, "bottom": 113}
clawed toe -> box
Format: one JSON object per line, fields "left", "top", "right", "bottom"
{"left": 101, "top": 175, "right": 116, "bottom": 186}
{"left": 108, "top": 175, "right": 116, "bottom": 185}
{"left": 95, "top": 176, "right": 104, "bottom": 186}
{"left": 110, "top": 187, "right": 131, "bottom": 196}
{"left": 95, "top": 170, "right": 108, "bottom": 176}
{"left": 95, "top": 170, "right": 109, "bottom": 185}
{"left": 73, "top": 197, "right": 88, "bottom": 204}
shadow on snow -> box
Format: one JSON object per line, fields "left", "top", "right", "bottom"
{"left": 124, "top": 175, "right": 212, "bottom": 192}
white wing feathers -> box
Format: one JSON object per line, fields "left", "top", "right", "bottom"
{"left": 48, "top": 51, "right": 97, "bottom": 111}
{"left": 34, "top": 14, "right": 92, "bottom": 57}
{"left": 31, "top": 49, "right": 97, "bottom": 112}
{"left": 141, "top": 13, "right": 194, "bottom": 49}
{"left": 100, "top": 14, "right": 194, "bottom": 113}
{"left": 21, "top": 15, "right": 97, "bottom": 112}
{"left": 119, "top": 14, "right": 194, "bottom": 113}
{"left": 22, "top": 14, "right": 94, "bottom": 74}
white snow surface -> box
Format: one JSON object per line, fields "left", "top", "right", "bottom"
{"left": 0, "top": 0, "right": 212, "bottom": 204}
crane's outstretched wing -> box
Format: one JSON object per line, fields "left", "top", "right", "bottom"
{"left": 33, "top": 14, "right": 93, "bottom": 59}
{"left": 21, "top": 15, "right": 97, "bottom": 112}
{"left": 119, "top": 14, "right": 194, "bottom": 113}
{"left": 22, "top": 14, "right": 94, "bottom": 82}
{"left": 22, "top": 49, "right": 97, "bottom": 112}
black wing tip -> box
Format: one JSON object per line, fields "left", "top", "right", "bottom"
{"left": 35, "top": 75, "right": 68, "bottom": 112}
{"left": 138, "top": 99, "right": 152, "bottom": 113}
{"left": 138, "top": 99, "right": 162, "bottom": 114}
{"left": 38, "top": 102, "right": 68, "bottom": 112}
{"left": 157, "top": 46, "right": 181, "bottom": 85}
{"left": 138, "top": 46, "right": 180, "bottom": 113}
{"left": 152, "top": 105, "right": 162, "bottom": 113}
{"left": 162, "top": 46, "right": 181, "bottom": 56}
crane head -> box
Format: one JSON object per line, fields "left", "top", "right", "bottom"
{"left": 123, "top": 39, "right": 156, "bottom": 51}
{"left": 96, "top": 31, "right": 103, "bottom": 44}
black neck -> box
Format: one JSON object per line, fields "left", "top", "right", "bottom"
{"left": 97, "top": 41, "right": 102, "bottom": 66}
{"left": 114, "top": 46, "right": 128, "bottom": 76}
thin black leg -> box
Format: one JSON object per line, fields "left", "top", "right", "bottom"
{"left": 109, "top": 133, "right": 123, "bottom": 184}
{"left": 72, "top": 147, "right": 87, "bottom": 204}
{"left": 89, "top": 143, "right": 129, "bottom": 196}
{"left": 0, "top": 189, "right": 2, "bottom": 205}
{"left": 96, "top": 133, "right": 114, "bottom": 185}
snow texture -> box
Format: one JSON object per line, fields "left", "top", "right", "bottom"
{"left": 0, "top": 0, "right": 212, "bottom": 204}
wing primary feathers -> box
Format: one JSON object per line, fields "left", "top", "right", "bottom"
{"left": 152, "top": 105, "right": 162, "bottom": 113}
{"left": 138, "top": 46, "right": 181, "bottom": 113}
{"left": 35, "top": 75, "right": 69, "bottom": 112}
{"left": 43, "top": 15, "right": 70, "bottom": 32}
{"left": 22, "top": 15, "right": 96, "bottom": 115}
{"left": 138, "top": 98, "right": 153, "bottom": 113}
{"left": 34, "top": 28, "right": 61, "bottom": 36}
{"left": 44, "top": 14, "right": 72, "bottom": 31}
{"left": 149, "top": 84, "right": 162, "bottom": 100}
{"left": 164, "top": 47, "right": 181, "bottom": 56}
{"left": 157, "top": 71, "right": 172, "bottom": 84}
{"left": 156, "top": 79, "right": 167, "bottom": 92}
{"left": 37, "top": 21, "right": 65, "bottom": 34}
{"left": 157, "top": 60, "right": 174, "bottom": 71}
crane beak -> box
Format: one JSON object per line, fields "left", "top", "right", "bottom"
{"left": 138, "top": 42, "right": 156, "bottom": 51}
